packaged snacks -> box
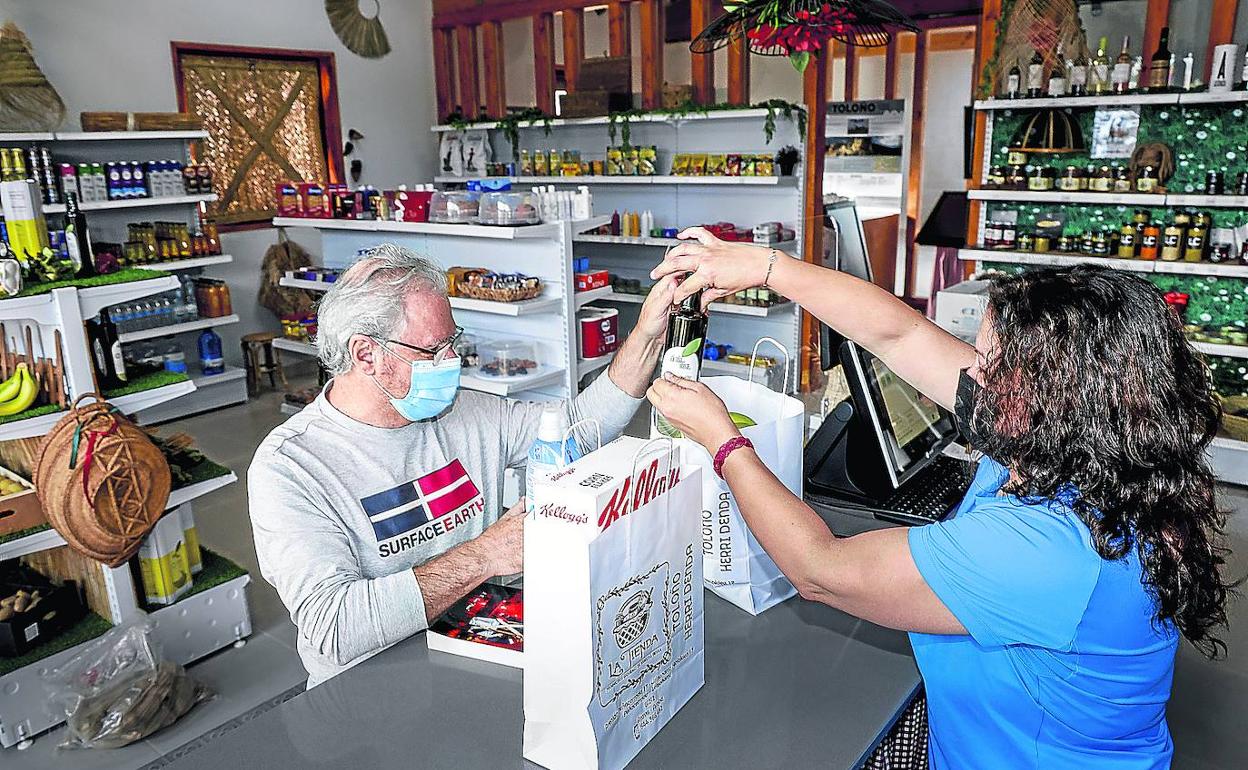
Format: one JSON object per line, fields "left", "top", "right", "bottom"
{"left": 275, "top": 182, "right": 299, "bottom": 217}
{"left": 670, "top": 153, "right": 691, "bottom": 176}
{"left": 461, "top": 131, "right": 489, "bottom": 176}
{"left": 689, "top": 154, "right": 708, "bottom": 176}
{"left": 639, "top": 145, "right": 658, "bottom": 176}
{"left": 706, "top": 154, "right": 728, "bottom": 176}
{"left": 297, "top": 183, "right": 328, "bottom": 217}
{"left": 606, "top": 147, "right": 624, "bottom": 175}
{"left": 755, "top": 154, "right": 775, "bottom": 176}
{"left": 725, "top": 153, "right": 743, "bottom": 176}
{"left": 739, "top": 155, "right": 757, "bottom": 176}
{"left": 623, "top": 146, "right": 640, "bottom": 175}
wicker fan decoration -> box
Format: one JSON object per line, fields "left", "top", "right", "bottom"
{"left": 325, "top": 0, "right": 391, "bottom": 59}
{"left": 991, "top": 0, "right": 1089, "bottom": 95}
{"left": 691, "top": 0, "right": 918, "bottom": 72}
{"left": 0, "top": 21, "right": 66, "bottom": 132}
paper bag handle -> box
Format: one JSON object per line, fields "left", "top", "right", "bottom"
{"left": 748, "top": 337, "right": 792, "bottom": 394}
{"left": 631, "top": 437, "right": 676, "bottom": 480}
{"left": 563, "top": 418, "right": 602, "bottom": 462}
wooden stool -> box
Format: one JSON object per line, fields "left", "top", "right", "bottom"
{"left": 241, "top": 332, "right": 289, "bottom": 395}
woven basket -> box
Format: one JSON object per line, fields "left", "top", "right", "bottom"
{"left": 80, "top": 111, "right": 202, "bottom": 132}
{"left": 456, "top": 282, "right": 543, "bottom": 303}
{"left": 1220, "top": 395, "right": 1248, "bottom": 442}
{"left": 34, "top": 394, "right": 171, "bottom": 567}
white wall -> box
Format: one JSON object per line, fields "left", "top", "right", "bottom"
{"left": 5, "top": 0, "right": 438, "bottom": 366}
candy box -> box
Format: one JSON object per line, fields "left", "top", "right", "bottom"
{"left": 575, "top": 269, "right": 610, "bottom": 291}
{"left": 275, "top": 182, "right": 300, "bottom": 217}
{"left": 297, "top": 183, "right": 328, "bottom": 218}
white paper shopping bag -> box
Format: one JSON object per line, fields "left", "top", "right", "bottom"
{"left": 684, "top": 338, "right": 805, "bottom": 615}
{"left": 524, "top": 437, "right": 704, "bottom": 770}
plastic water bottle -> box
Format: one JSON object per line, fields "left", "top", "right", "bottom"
{"left": 197, "top": 329, "right": 224, "bottom": 375}
{"left": 525, "top": 404, "right": 580, "bottom": 515}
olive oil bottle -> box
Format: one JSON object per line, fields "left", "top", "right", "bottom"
{"left": 653, "top": 287, "right": 708, "bottom": 438}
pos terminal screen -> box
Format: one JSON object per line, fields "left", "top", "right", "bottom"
{"left": 855, "top": 349, "right": 956, "bottom": 483}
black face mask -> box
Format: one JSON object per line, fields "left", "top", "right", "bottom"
{"left": 954, "top": 368, "right": 991, "bottom": 449}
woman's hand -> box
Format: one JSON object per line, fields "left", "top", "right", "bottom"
{"left": 647, "top": 374, "right": 741, "bottom": 451}
{"left": 651, "top": 227, "right": 775, "bottom": 310}
{"left": 633, "top": 273, "right": 679, "bottom": 341}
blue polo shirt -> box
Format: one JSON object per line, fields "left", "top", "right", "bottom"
{"left": 907, "top": 457, "right": 1178, "bottom": 770}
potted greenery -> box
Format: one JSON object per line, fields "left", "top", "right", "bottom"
{"left": 776, "top": 146, "right": 800, "bottom": 176}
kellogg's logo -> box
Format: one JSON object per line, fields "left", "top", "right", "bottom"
{"left": 536, "top": 502, "right": 588, "bottom": 525}
{"left": 597, "top": 458, "right": 681, "bottom": 532}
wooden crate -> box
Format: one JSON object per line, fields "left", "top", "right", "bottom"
{"left": 562, "top": 90, "right": 633, "bottom": 118}
{"left": 578, "top": 56, "right": 630, "bottom": 92}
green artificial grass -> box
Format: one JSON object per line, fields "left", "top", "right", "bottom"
{"left": 139, "top": 548, "right": 248, "bottom": 613}
{"left": 102, "top": 369, "right": 190, "bottom": 399}
{"left": 14, "top": 268, "right": 167, "bottom": 298}
{"left": 175, "top": 459, "right": 232, "bottom": 487}
{"left": 0, "top": 401, "right": 64, "bottom": 426}
{"left": 0, "top": 611, "right": 112, "bottom": 677}
{"left": 0, "top": 522, "right": 51, "bottom": 547}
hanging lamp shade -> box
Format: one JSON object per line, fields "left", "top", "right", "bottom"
{"left": 1009, "top": 108, "right": 1086, "bottom": 154}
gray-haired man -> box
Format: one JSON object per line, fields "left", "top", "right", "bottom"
{"left": 249, "top": 244, "right": 676, "bottom": 686}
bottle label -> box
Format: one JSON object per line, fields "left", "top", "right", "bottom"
{"left": 1027, "top": 64, "right": 1045, "bottom": 91}
{"left": 1137, "top": 177, "right": 1157, "bottom": 193}
{"left": 1070, "top": 66, "right": 1088, "bottom": 88}
{"left": 64, "top": 228, "right": 83, "bottom": 270}
{"left": 1148, "top": 62, "right": 1169, "bottom": 89}
{"left": 1111, "top": 63, "right": 1131, "bottom": 86}
{"left": 654, "top": 338, "right": 703, "bottom": 437}
{"left": 1142, "top": 233, "right": 1159, "bottom": 247}
{"left": 110, "top": 341, "right": 127, "bottom": 382}
{"left": 1093, "top": 64, "right": 1110, "bottom": 87}
{"left": 1048, "top": 76, "right": 1068, "bottom": 96}
{"left": 1007, "top": 73, "right": 1020, "bottom": 94}
{"left": 92, "top": 338, "right": 107, "bottom": 375}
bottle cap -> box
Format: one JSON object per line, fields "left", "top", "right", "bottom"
{"left": 537, "top": 404, "right": 568, "bottom": 442}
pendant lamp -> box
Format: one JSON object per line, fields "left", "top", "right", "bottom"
{"left": 1009, "top": 108, "right": 1086, "bottom": 154}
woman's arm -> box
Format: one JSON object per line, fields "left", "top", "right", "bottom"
{"left": 654, "top": 229, "right": 975, "bottom": 409}
{"left": 648, "top": 375, "right": 964, "bottom": 635}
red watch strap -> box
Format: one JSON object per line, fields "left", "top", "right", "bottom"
{"left": 713, "top": 436, "right": 754, "bottom": 479}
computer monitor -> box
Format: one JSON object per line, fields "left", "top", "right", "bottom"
{"left": 840, "top": 340, "right": 958, "bottom": 489}
{"left": 820, "top": 199, "right": 873, "bottom": 372}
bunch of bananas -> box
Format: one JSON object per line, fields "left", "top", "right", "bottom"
{"left": 0, "top": 363, "right": 40, "bottom": 416}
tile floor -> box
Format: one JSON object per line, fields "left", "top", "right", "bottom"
{"left": 5, "top": 387, "right": 1247, "bottom": 768}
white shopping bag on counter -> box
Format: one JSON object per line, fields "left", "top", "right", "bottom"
{"left": 524, "top": 437, "right": 704, "bottom": 770}
{"left": 684, "top": 338, "right": 804, "bottom": 615}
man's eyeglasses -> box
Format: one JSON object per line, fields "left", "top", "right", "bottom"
{"left": 377, "top": 327, "right": 463, "bottom": 365}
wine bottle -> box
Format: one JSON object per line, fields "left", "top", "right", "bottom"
{"left": 1006, "top": 62, "right": 1022, "bottom": 99}
{"left": 1026, "top": 49, "right": 1045, "bottom": 98}
{"left": 1147, "top": 27, "right": 1171, "bottom": 92}
{"left": 1111, "top": 35, "right": 1133, "bottom": 93}
{"left": 1091, "top": 36, "right": 1111, "bottom": 94}
{"left": 63, "top": 192, "right": 98, "bottom": 278}
{"left": 1048, "top": 43, "right": 1068, "bottom": 96}
{"left": 87, "top": 308, "right": 127, "bottom": 389}
{"left": 652, "top": 286, "right": 708, "bottom": 438}
{"left": 1070, "top": 48, "right": 1089, "bottom": 96}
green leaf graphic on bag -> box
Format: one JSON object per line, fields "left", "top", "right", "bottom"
{"left": 681, "top": 337, "right": 702, "bottom": 358}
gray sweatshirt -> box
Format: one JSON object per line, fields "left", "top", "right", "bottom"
{"left": 248, "top": 373, "right": 640, "bottom": 687}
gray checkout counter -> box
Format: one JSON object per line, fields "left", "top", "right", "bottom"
{"left": 169, "top": 504, "right": 916, "bottom": 770}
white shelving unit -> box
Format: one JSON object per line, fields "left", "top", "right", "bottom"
{"left": 146, "top": 254, "right": 233, "bottom": 271}
{"left": 0, "top": 129, "right": 251, "bottom": 750}
{"left": 435, "top": 108, "right": 804, "bottom": 392}
{"left": 118, "top": 313, "right": 239, "bottom": 343}
{"left": 958, "top": 248, "right": 1248, "bottom": 278}
{"left": 274, "top": 215, "right": 610, "bottom": 402}
{"left": 966, "top": 88, "right": 1248, "bottom": 484}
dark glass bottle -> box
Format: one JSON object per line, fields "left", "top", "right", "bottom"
{"left": 653, "top": 287, "right": 708, "bottom": 438}
{"left": 64, "top": 192, "right": 98, "bottom": 278}
{"left": 1147, "top": 27, "right": 1172, "bottom": 92}
{"left": 87, "top": 308, "right": 127, "bottom": 388}
{"left": 1026, "top": 49, "right": 1046, "bottom": 98}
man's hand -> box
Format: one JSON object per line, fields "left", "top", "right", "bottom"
{"left": 634, "top": 272, "right": 679, "bottom": 340}
{"left": 478, "top": 498, "right": 525, "bottom": 576}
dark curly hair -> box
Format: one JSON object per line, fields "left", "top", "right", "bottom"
{"left": 971, "top": 265, "right": 1233, "bottom": 657}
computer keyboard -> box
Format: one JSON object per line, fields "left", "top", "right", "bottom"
{"left": 876, "top": 455, "right": 975, "bottom": 527}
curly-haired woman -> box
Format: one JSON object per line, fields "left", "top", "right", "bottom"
{"left": 647, "top": 229, "right": 1233, "bottom": 769}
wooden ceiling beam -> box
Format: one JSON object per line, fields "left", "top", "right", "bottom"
{"left": 434, "top": 0, "right": 613, "bottom": 29}
{"left": 481, "top": 20, "right": 506, "bottom": 118}
{"left": 534, "top": 12, "right": 557, "bottom": 113}
{"left": 455, "top": 25, "right": 480, "bottom": 118}
{"left": 432, "top": 27, "right": 457, "bottom": 121}
{"left": 639, "top": 0, "right": 664, "bottom": 109}
{"left": 691, "top": 0, "right": 715, "bottom": 104}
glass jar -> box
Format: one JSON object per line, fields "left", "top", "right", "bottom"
{"left": 1005, "top": 165, "right": 1028, "bottom": 189}
{"left": 1034, "top": 234, "right": 1052, "bottom": 253}
{"left": 1091, "top": 231, "right": 1110, "bottom": 256}
{"left": 1185, "top": 224, "right": 1208, "bottom": 261}
{"left": 1080, "top": 231, "right": 1096, "bottom": 254}
{"left": 1017, "top": 232, "right": 1035, "bottom": 252}
{"left": 1118, "top": 223, "right": 1138, "bottom": 258}
{"left": 1007, "top": 146, "right": 1028, "bottom": 167}
{"left": 1027, "top": 166, "right": 1056, "bottom": 191}
{"left": 986, "top": 165, "right": 1006, "bottom": 187}
{"left": 1113, "top": 166, "right": 1133, "bottom": 192}
{"left": 1090, "top": 165, "right": 1113, "bottom": 192}
{"left": 1161, "top": 220, "right": 1185, "bottom": 261}
{"left": 1206, "top": 170, "right": 1225, "bottom": 196}
{"left": 1140, "top": 223, "right": 1161, "bottom": 260}
{"left": 1057, "top": 235, "right": 1074, "bottom": 252}
{"left": 1057, "top": 165, "right": 1082, "bottom": 192}
{"left": 1136, "top": 165, "right": 1159, "bottom": 193}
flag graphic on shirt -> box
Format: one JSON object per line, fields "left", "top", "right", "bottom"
{"left": 360, "top": 459, "right": 482, "bottom": 543}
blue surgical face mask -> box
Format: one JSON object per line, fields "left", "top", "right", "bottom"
{"left": 371, "top": 344, "right": 461, "bottom": 422}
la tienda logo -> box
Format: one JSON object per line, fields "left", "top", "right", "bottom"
{"left": 597, "top": 458, "right": 681, "bottom": 532}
